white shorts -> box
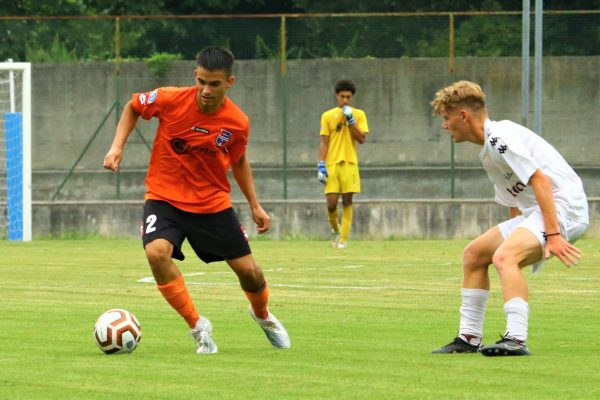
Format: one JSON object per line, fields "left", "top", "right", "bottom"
{"left": 498, "top": 209, "right": 588, "bottom": 273}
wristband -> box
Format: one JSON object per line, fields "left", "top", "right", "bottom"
{"left": 543, "top": 232, "right": 561, "bottom": 240}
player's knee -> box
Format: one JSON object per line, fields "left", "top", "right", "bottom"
{"left": 236, "top": 264, "right": 265, "bottom": 289}
{"left": 463, "top": 242, "right": 486, "bottom": 270}
{"left": 491, "top": 249, "right": 514, "bottom": 272}
{"left": 145, "top": 240, "right": 171, "bottom": 266}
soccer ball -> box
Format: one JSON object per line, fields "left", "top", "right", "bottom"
{"left": 93, "top": 309, "right": 142, "bottom": 354}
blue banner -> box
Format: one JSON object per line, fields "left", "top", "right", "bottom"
{"left": 4, "top": 112, "right": 23, "bottom": 241}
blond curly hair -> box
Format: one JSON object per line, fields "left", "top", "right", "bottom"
{"left": 431, "top": 80, "right": 486, "bottom": 115}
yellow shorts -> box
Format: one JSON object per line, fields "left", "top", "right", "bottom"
{"left": 324, "top": 161, "right": 361, "bottom": 194}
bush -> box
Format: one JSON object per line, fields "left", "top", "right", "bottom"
{"left": 145, "top": 52, "right": 183, "bottom": 78}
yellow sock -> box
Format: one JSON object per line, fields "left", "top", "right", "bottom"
{"left": 328, "top": 209, "right": 340, "bottom": 232}
{"left": 340, "top": 205, "right": 353, "bottom": 243}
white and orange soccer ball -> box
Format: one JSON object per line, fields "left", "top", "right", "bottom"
{"left": 93, "top": 309, "right": 142, "bottom": 354}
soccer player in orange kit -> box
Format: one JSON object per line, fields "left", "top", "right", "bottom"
{"left": 103, "top": 46, "right": 290, "bottom": 354}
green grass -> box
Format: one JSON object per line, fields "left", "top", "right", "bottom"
{"left": 1, "top": 238, "right": 599, "bottom": 399}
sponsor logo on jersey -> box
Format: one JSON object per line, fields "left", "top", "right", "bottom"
{"left": 148, "top": 89, "right": 158, "bottom": 104}
{"left": 503, "top": 172, "right": 514, "bottom": 180}
{"left": 171, "top": 138, "right": 188, "bottom": 154}
{"left": 138, "top": 93, "right": 147, "bottom": 105}
{"left": 506, "top": 181, "right": 526, "bottom": 197}
{"left": 170, "top": 138, "right": 217, "bottom": 157}
{"left": 216, "top": 129, "right": 232, "bottom": 147}
{"left": 191, "top": 126, "right": 210, "bottom": 134}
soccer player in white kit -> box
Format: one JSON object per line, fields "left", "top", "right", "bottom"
{"left": 430, "top": 81, "right": 589, "bottom": 356}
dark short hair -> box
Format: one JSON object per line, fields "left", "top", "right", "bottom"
{"left": 196, "top": 46, "right": 234, "bottom": 75}
{"left": 335, "top": 79, "right": 356, "bottom": 94}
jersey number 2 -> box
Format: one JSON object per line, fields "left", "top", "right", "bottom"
{"left": 145, "top": 214, "right": 157, "bottom": 234}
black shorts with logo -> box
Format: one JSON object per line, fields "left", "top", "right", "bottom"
{"left": 141, "top": 200, "right": 251, "bottom": 263}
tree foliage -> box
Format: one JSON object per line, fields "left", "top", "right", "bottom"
{"left": 0, "top": 0, "right": 598, "bottom": 62}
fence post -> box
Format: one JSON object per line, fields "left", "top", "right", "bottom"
{"left": 521, "top": 0, "right": 531, "bottom": 127}
{"left": 449, "top": 12, "right": 456, "bottom": 198}
{"left": 449, "top": 13, "right": 455, "bottom": 73}
{"left": 280, "top": 15, "right": 288, "bottom": 199}
{"left": 114, "top": 16, "right": 122, "bottom": 198}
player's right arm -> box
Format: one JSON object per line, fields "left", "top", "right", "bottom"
{"left": 318, "top": 132, "right": 330, "bottom": 184}
{"left": 103, "top": 100, "right": 140, "bottom": 172}
{"left": 529, "top": 169, "right": 581, "bottom": 267}
{"left": 319, "top": 134, "right": 329, "bottom": 163}
{"left": 317, "top": 112, "right": 330, "bottom": 183}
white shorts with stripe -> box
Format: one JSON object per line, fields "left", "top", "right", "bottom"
{"left": 498, "top": 209, "right": 588, "bottom": 273}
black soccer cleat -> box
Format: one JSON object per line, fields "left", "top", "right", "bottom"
{"left": 481, "top": 335, "right": 531, "bottom": 356}
{"left": 432, "top": 337, "right": 482, "bottom": 354}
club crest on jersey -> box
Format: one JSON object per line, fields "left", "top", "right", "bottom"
{"left": 216, "top": 129, "right": 232, "bottom": 147}
{"left": 148, "top": 89, "right": 158, "bottom": 104}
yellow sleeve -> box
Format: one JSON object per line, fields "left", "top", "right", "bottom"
{"left": 319, "top": 111, "right": 330, "bottom": 136}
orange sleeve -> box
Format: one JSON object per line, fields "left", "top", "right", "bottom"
{"left": 227, "top": 117, "right": 249, "bottom": 164}
{"left": 130, "top": 88, "right": 163, "bottom": 120}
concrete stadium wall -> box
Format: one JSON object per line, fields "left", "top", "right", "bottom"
{"left": 21, "top": 57, "right": 599, "bottom": 238}
{"left": 33, "top": 199, "right": 600, "bottom": 240}
{"left": 30, "top": 56, "right": 600, "bottom": 202}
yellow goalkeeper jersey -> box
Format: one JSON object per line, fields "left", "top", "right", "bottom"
{"left": 319, "top": 106, "right": 369, "bottom": 165}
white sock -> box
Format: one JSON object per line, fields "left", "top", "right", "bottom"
{"left": 504, "top": 297, "right": 529, "bottom": 343}
{"left": 458, "top": 288, "right": 489, "bottom": 346}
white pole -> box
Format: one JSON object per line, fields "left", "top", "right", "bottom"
{"left": 22, "top": 63, "right": 32, "bottom": 241}
{"left": 534, "top": 0, "right": 543, "bottom": 135}
{"left": 0, "top": 61, "right": 32, "bottom": 241}
{"left": 8, "top": 58, "right": 16, "bottom": 112}
{"left": 521, "top": 0, "right": 530, "bottom": 127}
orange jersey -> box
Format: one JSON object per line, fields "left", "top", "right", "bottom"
{"left": 131, "top": 86, "right": 249, "bottom": 213}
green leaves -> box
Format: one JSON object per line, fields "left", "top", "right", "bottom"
{"left": 145, "top": 52, "right": 182, "bottom": 78}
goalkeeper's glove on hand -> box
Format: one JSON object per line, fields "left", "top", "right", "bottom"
{"left": 342, "top": 105, "right": 356, "bottom": 125}
{"left": 317, "top": 161, "right": 328, "bottom": 184}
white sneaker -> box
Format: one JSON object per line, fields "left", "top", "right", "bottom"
{"left": 191, "top": 316, "right": 218, "bottom": 354}
{"left": 331, "top": 230, "right": 341, "bottom": 248}
{"left": 248, "top": 306, "right": 291, "bottom": 349}
{"left": 336, "top": 241, "right": 348, "bottom": 249}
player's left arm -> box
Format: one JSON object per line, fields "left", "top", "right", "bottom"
{"left": 342, "top": 106, "right": 367, "bottom": 144}
{"left": 348, "top": 123, "right": 367, "bottom": 144}
{"left": 231, "top": 154, "right": 270, "bottom": 234}
{"left": 529, "top": 169, "right": 581, "bottom": 267}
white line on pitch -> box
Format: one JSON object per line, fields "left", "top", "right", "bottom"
{"left": 135, "top": 277, "right": 600, "bottom": 293}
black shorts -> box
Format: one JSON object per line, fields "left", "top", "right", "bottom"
{"left": 141, "top": 200, "right": 251, "bottom": 263}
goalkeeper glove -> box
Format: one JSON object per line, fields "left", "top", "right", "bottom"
{"left": 342, "top": 105, "right": 356, "bottom": 125}
{"left": 317, "top": 161, "right": 328, "bottom": 184}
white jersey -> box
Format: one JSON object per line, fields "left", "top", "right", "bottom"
{"left": 480, "top": 119, "right": 588, "bottom": 225}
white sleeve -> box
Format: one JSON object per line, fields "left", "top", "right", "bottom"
{"left": 488, "top": 132, "right": 539, "bottom": 185}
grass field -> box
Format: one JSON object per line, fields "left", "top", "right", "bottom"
{"left": 1, "top": 238, "right": 599, "bottom": 399}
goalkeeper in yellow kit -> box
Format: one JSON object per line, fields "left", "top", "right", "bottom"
{"left": 318, "top": 79, "right": 369, "bottom": 248}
